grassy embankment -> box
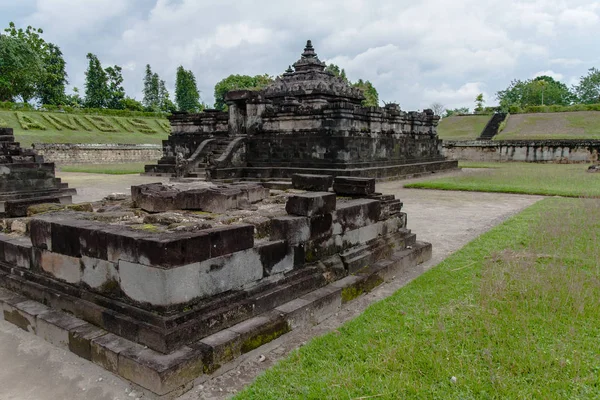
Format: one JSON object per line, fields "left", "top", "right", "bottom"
{"left": 436, "top": 115, "right": 490, "bottom": 141}
{"left": 406, "top": 162, "right": 600, "bottom": 197}
{"left": 0, "top": 110, "right": 170, "bottom": 147}
{"left": 236, "top": 197, "right": 600, "bottom": 399}
{"left": 495, "top": 111, "right": 600, "bottom": 140}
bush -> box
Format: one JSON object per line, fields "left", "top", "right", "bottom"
{"left": 516, "top": 103, "right": 600, "bottom": 114}
{"left": 15, "top": 112, "right": 46, "bottom": 130}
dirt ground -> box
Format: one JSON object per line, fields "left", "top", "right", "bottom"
{"left": 0, "top": 173, "right": 542, "bottom": 400}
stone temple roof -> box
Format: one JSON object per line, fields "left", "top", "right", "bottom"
{"left": 261, "top": 40, "right": 365, "bottom": 104}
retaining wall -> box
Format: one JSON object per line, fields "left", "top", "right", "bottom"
{"left": 443, "top": 140, "right": 600, "bottom": 163}
{"left": 32, "top": 143, "right": 162, "bottom": 164}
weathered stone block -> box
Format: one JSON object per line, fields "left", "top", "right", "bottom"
{"left": 256, "top": 240, "right": 293, "bottom": 276}
{"left": 285, "top": 192, "right": 336, "bottom": 217}
{"left": 3, "top": 237, "right": 32, "bottom": 269}
{"left": 3, "top": 299, "right": 50, "bottom": 333}
{"left": 270, "top": 216, "right": 310, "bottom": 244}
{"left": 333, "top": 177, "right": 376, "bottom": 195}
{"left": 333, "top": 199, "right": 381, "bottom": 234}
{"left": 36, "top": 310, "right": 87, "bottom": 349}
{"left": 206, "top": 224, "right": 254, "bottom": 258}
{"left": 91, "top": 333, "right": 135, "bottom": 374}
{"left": 39, "top": 250, "right": 82, "bottom": 284}
{"left": 228, "top": 311, "right": 291, "bottom": 354}
{"left": 291, "top": 174, "right": 333, "bottom": 191}
{"left": 118, "top": 345, "right": 204, "bottom": 396}
{"left": 81, "top": 256, "right": 118, "bottom": 290}
{"left": 69, "top": 323, "right": 107, "bottom": 361}
{"left": 195, "top": 329, "right": 242, "bottom": 373}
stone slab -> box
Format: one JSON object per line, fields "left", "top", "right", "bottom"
{"left": 285, "top": 192, "right": 336, "bottom": 217}
{"left": 333, "top": 176, "right": 376, "bottom": 195}
{"left": 291, "top": 174, "right": 333, "bottom": 191}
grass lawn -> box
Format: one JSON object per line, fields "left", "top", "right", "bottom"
{"left": 58, "top": 162, "right": 147, "bottom": 175}
{"left": 496, "top": 111, "right": 600, "bottom": 140}
{"left": 0, "top": 110, "right": 169, "bottom": 147}
{"left": 237, "top": 197, "right": 600, "bottom": 399}
{"left": 437, "top": 115, "right": 491, "bottom": 141}
{"left": 405, "top": 162, "right": 600, "bottom": 197}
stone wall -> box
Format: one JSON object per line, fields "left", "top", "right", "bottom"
{"left": 32, "top": 143, "right": 162, "bottom": 164}
{"left": 443, "top": 140, "right": 600, "bottom": 163}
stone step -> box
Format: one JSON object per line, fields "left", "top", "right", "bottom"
{"left": 0, "top": 135, "right": 15, "bottom": 142}
{"left": 0, "top": 194, "right": 73, "bottom": 217}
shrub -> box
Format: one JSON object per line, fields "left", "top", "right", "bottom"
{"left": 41, "top": 114, "right": 63, "bottom": 130}
{"left": 157, "top": 119, "right": 171, "bottom": 133}
{"left": 15, "top": 112, "right": 46, "bottom": 130}
{"left": 0, "top": 117, "right": 8, "bottom": 127}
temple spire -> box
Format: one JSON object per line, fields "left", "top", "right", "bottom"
{"left": 293, "top": 39, "right": 326, "bottom": 73}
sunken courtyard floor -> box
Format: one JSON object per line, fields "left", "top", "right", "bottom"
{"left": 0, "top": 172, "right": 542, "bottom": 400}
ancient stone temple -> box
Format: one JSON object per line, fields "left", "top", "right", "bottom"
{"left": 0, "top": 127, "right": 75, "bottom": 217}
{"left": 145, "top": 40, "right": 458, "bottom": 180}
{"left": 0, "top": 174, "right": 431, "bottom": 397}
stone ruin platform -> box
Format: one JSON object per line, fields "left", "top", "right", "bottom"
{"left": 0, "top": 127, "right": 75, "bottom": 217}
{"left": 0, "top": 175, "right": 431, "bottom": 398}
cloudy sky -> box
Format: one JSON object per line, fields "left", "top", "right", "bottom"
{"left": 2, "top": 0, "right": 599, "bottom": 110}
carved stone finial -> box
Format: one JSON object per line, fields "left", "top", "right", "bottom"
{"left": 302, "top": 40, "right": 317, "bottom": 59}
{"left": 285, "top": 65, "right": 294, "bottom": 73}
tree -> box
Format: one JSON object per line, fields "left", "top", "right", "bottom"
{"left": 444, "top": 107, "right": 470, "bottom": 117}
{"left": 475, "top": 93, "right": 485, "bottom": 112}
{"left": 65, "top": 87, "right": 84, "bottom": 108}
{"left": 3, "top": 22, "right": 67, "bottom": 105}
{"left": 213, "top": 74, "right": 273, "bottom": 111}
{"left": 574, "top": 68, "right": 600, "bottom": 104}
{"left": 496, "top": 76, "right": 574, "bottom": 110}
{"left": 120, "top": 96, "right": 144, "bottom": 111}
{"left": 175, "top": 66, "right": 201, "bottom": 112}
{"left": 142, "top": 64, "right": 159, "bottom": 111}
{"left": 353, "top": 79, "right": 379, "bottom": 107}
{"left": 430, "top": 102, "right": 446, "bottom": 117}
{"left": 37, "top": 43, "right": 68, "bottom": 105}
{"left": 158, "top": 79, "right": 176, "bottom": 112}
{"left": 0, "top": 34, "right": 43, "bottom": 102}
{"left": 84, "top": 53, "right": 109, "bottom": 108}
{"left": 326, "top": 63, "right": 379, "bottom": 107}
{"left": 104, "top": 65, "right": 125, "bottom": 109}
{"left": 325, "top": 64, "right": 348, "bottom": 82}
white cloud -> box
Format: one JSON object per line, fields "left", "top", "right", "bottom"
{"left": 8, "top": 0, "right": 600, "bottom": 109}
{"left": 533, "top": 70, "right": 564, "bottom": 81}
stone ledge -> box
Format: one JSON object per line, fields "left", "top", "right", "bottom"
{"left": 0, "top": 242, "right": 431, "bottom": 398}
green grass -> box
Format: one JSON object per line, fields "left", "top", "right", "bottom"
{"left": 237, "top": 197, "right": 600, "bottom": 399}
{"left": 0, "top": 110, "right": 169, "bottom": 147}
{"left": 437, "top": 115, "right": 491, "bottom": 141}
{"left": 405, "top": 162, "right": 600, "bottom": 197}
{"left": 58, "top": 162, "right": 146, "bottom": 175}
{"left": 495, "top": 111, "right": 600, "bottom": 140}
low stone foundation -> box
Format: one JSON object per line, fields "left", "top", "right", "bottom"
{"left": 0, "top": 176, "right": 431, "bottom": 398}
{"left": 32, "top": 143, "right": 162, "bottom": 165}
{"left": 443, "top": 139, "right": 600, "bottom": 163}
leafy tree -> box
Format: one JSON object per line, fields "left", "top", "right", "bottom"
{"left": 573, "top": 68, "right": 600, "bottom": 104}
{"left": 37, "top": 43, "right": 68, "bottom": 105}
{"left": 325, "top": 64, "right": 348, "bottom": 82}
{"left": 120, "top": 96, "right": 144, "bottom": 111}
{"left": 326, "top": 63, "right": 379, "bottom": 107}
{"left": 3, "top": 22, "right": 67, "bottom": 105}
{"left": 353, "top": 79, "right": 379, "bottom": 107}
{"left": 213, "top": 74, "right": 273, "bottom": 111}
{"left": 104, "top": 65, "right": 125, "bottom": 109}
{"left": 0, "top": 34, "right": 43, "bottom": 102}
{"left": 175, "top": 66, "right": 202, "bottom": 112}
{"left": 142, "top": 64, "right": 159, "bottom": 111}
{"left": 444, "top": 107, "right": 470, "bottom": 117}
{"left": 158, "top": 79, "right": 176, "bottom": 112}
{"left": 475, "top": 93, "right": 485, "bottom": 112}
{"left": 497, "top": 76, "right": 574, "bottom": 110}
{"left": 84, "top": 53, "right": 109, "bottom": 108}
{"left": 65, "top": 87, "right": 84, "bottom": 108}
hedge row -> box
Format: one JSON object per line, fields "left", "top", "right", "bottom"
{"left": 0, "top": 101, "right": 168, "bottom": 118}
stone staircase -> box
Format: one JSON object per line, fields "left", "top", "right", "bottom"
{"left": 144, "top": 138, "right": 232, "bottom": 179}
{"left": 478, "top": 113, "right": 507, "bottom": 140}
{"left": 0, "top": 128, "right": 75, "bottom": 217}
